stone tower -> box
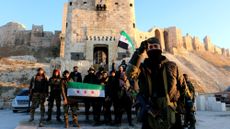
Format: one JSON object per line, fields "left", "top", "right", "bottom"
{"left": 60, "top": 0, "right": 136, "bottom": 70}
{"left": 204, "top": 36, "right": 215, "bottom": 53}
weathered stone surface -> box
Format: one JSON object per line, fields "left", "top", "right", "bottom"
{"left": 192, "top": 37, "right": 205, "bottom": 51}
{"left": 0, "top": 22, "right": 61, "bottom": 61}
{"left": 183, "top": 34, "right": 193, "bottom": 51}
{"left": 0, "top": 23, "right": 60, "bottom": 48}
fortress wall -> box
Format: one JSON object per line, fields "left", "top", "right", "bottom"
{"left": 192, "top": 37, "right": 205, "bottom": 51}
{"left": 214, "top": 46, "right": 222, "bottom": 55}
{"left": 204, "top": 36, "right": 215, "bottom": 53}
{"left": 183, "top": 34, "right": 193, "bottom": 51}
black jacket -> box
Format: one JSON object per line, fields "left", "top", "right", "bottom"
{"left": 30, "top": 74, "right": 48, "bottom": 94}
{"left": 70, "top": 72, "right": 82, "bottom": 82}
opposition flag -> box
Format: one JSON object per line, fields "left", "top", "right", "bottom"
{"left": 118, "top": 31, "right": 135, "bottom": 52}
{"left": 67, "top": 82, "right": 105, "bottom": 97}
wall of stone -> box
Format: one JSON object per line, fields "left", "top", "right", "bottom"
{"left": 164, "top": 27, "right": 183, "bottom": 53}
{"left": 14, "top": 30, "right": 31, "bottom": 46}
{"left": 60, "top": 3, "right": 68, "bottom": 58}
{"left": 222, "top": 48, "right": 230, "bottom": 56}
{"left": 226, "top": 49, "right": 230, "bottom": 56}
{"left": 0, "top": 22, "right": 59, "bottom": 48}
{"left": 0, "top": 22, "right": 25, "bottom": 47}
{"left": 192, "top": 37, "right": 205, "bottom": 51}
{"left": 204, "top": 36, "right": 215, "bottom": 53}
{"left": 63, "top": 0, "right": 136, "bottom": 65}
{"left": 214, "top": 46, "right": 222, "bottom": 55}
{"left": 61, "top": 0, "right": 230, "bottom": 65}
{"left": 183, "top": 34, "right": 193, "bottom": 51}
{"left": 135, "top": 30, "right": 154, "bottom": 47}
{"left": 221, "top": 48, "right": 227, "bottom": 56}
{"left": 135, "top": 28, "right": 166, "bottom": 51}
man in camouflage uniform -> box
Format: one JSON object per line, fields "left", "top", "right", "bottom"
{"left": 46, "top": 69, "right": 62, "bottom": 122}
{"left": 183, "top": 74, "right": 196, "bottom": 129}
{"left": 61, "top": 70, "right": 80, "bottom": 128}
{"left": 126, "top": 37, "right": 192, "bottom": 129}
{"left": 29, "top": 67, "right": 48, "bottom": 127}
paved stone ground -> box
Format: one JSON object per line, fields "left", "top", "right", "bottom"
{"left": 2, "top": 107, "right": 230, "bottom": 129}
{"left": 17, "top": 117, "right": 141, "bottom": 129}
{"left": 15, "top": 107, "right": 141, "bottom": 129}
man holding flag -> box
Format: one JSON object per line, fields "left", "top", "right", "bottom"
{"left": 61, "top": 70, "right": 80, "bottom": 128}
{"left": 83, "top": 66, "right": 102, "bottom": 126}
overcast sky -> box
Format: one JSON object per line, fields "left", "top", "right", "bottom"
{"left": 0, "top": 0, "right": 229, "bottom": 48}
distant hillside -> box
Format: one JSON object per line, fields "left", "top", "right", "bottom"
{"left": 165, "top": 50, "right": 230, "bottom": 93}
{"left": 0, "top": 50, "right": 230, "bottom": 94}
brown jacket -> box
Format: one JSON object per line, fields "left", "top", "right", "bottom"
{"left": 126, "top": 53, "right": 191, "bottom": 110}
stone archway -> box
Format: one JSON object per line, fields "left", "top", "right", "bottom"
{"left": 93, "top": 44, "right": 108, "bottom": 70}
{"left": 155, "top": 29, "right": 161, "bottom": 41}
{"left": 155, "top": 29, "right": 165, "bottom": 50}
{"left": 164, "top": 31, "right": 169, "bottom": 52}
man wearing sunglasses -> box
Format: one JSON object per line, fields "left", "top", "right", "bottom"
{"left": 126, "top": 37, "right": 192, "bottom": 129}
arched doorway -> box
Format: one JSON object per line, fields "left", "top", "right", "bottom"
{"left": 155, "top": 29, "right": 161, "bottom": 41}
{"left": 164, "top": 31, "right": 169, "bottom": 52}
{"left": 155, "top": 29, "right": 164, "bottom": 50}
{"left": 93, "top": 44, "right": 108, "bottom": 70}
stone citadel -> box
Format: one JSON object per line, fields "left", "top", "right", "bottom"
{"left": 0, "top": 22, "right": 61, "bottom": 60}
{"left": 59, "top": 0, "right": 229, "bottom": 71}
{"left": 0, "top": 0, "right": 229, "bottom": 71}
{"left": 0, "top": 22, "right": 60, "bottom": 48}
{"left": 0, "top": 0, "right": 230, "bottom": 95}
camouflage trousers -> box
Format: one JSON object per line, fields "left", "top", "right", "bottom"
{"left": 30, "top": 93, "right": 46, "bottom": 121}
{"left": 47, "top": 95, "right": 61, "bottom": 119}
{"left": 63, "top": 104, "right": 79, "bottom": 126}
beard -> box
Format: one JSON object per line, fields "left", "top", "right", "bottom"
{"left": 147, "top": 49, "right": 162, "bottom": 64}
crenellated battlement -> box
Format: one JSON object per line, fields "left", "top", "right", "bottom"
{"left": 60, "top": 0, "right": 229, "bottom": 71}
{"left": 135, "top": 26, "right": 229, "bottom": 57}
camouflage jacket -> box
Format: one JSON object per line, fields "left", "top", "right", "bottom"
{"left": 126, "top": 52, "right": 191, "bottom": 110}
{"left": 61, "top": 78, "right": 77, "bottom": 104}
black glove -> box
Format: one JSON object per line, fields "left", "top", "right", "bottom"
{"left": 138, "top": 40, "right": 148, "bottom": 54}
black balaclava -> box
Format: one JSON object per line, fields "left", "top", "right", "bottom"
{"left": 146, "top": 37, "right": 162, "bottom": 64}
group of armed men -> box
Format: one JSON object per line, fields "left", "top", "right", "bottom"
{"left": 28, "top": 37, "right": 196, "bottom": 129}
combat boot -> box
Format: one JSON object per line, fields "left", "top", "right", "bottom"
{"left": 28, "top": 113, "right": 34, "bottom": 122}
{"left": 40, "top": 113, "right": 45, "bottom": 122}
{"left": 39, "top": 121, "right": 44, "bottom": 127}
{"left": 46, "top": 110, "right": 52, "bottom": 121}
{"left": 64, "top": 119, "right": 69, "bottom": 128}
{"left": 46, "top": 115, "right": 51, "bottom": 122}
{"left": 46, "top": 117, "right": 51, "bottom": 122}
{"left": 56, "top": 117, "right": 62, "bottom": 122}
{"left": 73, "top": 116, "right": 80, "bottom": 128}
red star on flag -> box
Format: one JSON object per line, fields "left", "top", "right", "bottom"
{"left": 91, "top": 91, "right": 94, "bottom": 94}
